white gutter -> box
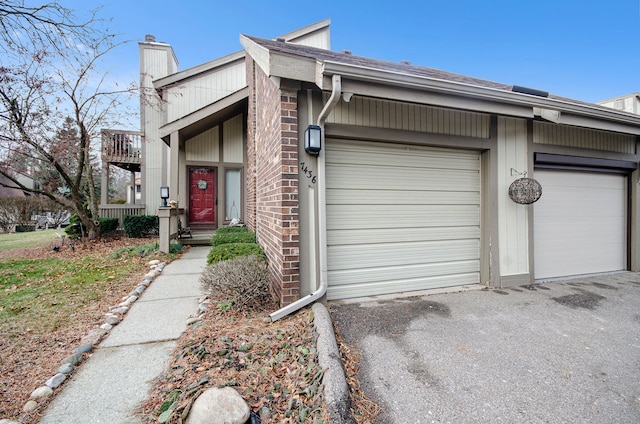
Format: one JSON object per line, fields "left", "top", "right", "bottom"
{"left": 269, "top": 74, "right": 342, "bottom": 322}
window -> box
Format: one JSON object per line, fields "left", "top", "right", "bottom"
{"left": 225, "top": 169, "right": 242, "bottom": 221}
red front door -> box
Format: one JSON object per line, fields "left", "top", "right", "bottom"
{"left": 189, "top": 168, "right": 215, "bottom": 224}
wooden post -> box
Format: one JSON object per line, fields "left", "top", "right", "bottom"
{"left": 157, "top": 207, "right": 178, "bottom": 253}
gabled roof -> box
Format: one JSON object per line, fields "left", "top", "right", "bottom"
{"left": 241, "top": 35, "right": 640, "bottom": 135}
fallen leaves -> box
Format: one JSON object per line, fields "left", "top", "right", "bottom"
{"left": 138, "top": 305, "right": 327, "bottom": 423}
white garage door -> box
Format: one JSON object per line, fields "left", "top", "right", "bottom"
{"left": 534, "top": 169, "right": 627, "bottom": 279}
{"left": 325, "top": 139, "right": 481, "bottom": 300}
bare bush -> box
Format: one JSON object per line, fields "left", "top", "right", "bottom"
{"left": 200, "top": 255, "right": 275, "bottom": 310}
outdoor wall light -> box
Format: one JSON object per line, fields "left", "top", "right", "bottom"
{"left": 160, "top": 186, "right": 169, "bottom": 207}
{"left": 304, "top": 125, "right": 322, "bottom": 155}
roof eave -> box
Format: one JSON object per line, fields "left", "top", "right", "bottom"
{"left": 320, "top": 61, "right": 640, "bottom": 134}
{"left": 153, "top": 50, "right": 246, "bottom": 90}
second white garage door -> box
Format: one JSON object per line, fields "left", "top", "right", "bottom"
{"left": 325, "top": 139, "right": 481, "bottom": 300}
{"left": 534, "top": 169, "right": 627, "bottom": 280}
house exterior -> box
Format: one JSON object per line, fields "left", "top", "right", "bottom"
{"left": 139, "top": 20, "right": 640, "bottom": 307}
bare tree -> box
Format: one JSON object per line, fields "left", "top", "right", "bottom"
{"left": 0, "top": 1, "right": 136, "bottom": 238}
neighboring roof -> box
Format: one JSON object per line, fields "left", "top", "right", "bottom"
{"left": 0, "top": 173, "right": 26, "bottom": 198}
{"left": 598, "top": 92, "right": 640, "bottom": 104}
{"left": 241, "top": 35, "right": 640, "bottom": 135}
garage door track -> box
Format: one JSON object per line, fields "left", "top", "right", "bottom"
{"left": 330, "top": 272, "right": 640, "bottom": 423}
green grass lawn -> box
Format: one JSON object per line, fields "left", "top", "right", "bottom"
{"left": 0, "top": 238, "right": 178, "bottom": 334}
{"left": 0, "top": 229, "right": 62, "bottom": 253}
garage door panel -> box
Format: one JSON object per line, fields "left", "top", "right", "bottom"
{"left": 328, "top": 226, "right": 481, "bottom": 246}
{"left": 327, "top": 165, "right": 480, "bottom": 192}
{"left": 327, "top": 204, "right": 480, "bottom": 230}
{"left": 329, "top": 260, "right": 479, "bottom": 286}
{"left": 534, "top": 169, "right": 626, "bottom": 279}
{"left": 326, "top": 143, "right": 480, "bottom": 171}
{"left": 327, "top": 273, "right": 479, "bottom": 300}
{"left": 328, "top": 239, "right": 480, "bottom": 271}
{"left": 327, "top": 189, "right": 481, "bottom": 206}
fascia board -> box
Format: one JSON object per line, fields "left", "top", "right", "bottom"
{"left": 240, "top": 35, "right": 271, "bottom": 77}
{"left": 154, "top": 51, "right": 245, "bottom": 89}
{"left": 322, "top": 61, "right": 640, "bottom": 130}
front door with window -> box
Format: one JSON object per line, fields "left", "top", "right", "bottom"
{"left": 189, "top": 168, "right": 215, "bottom": 225}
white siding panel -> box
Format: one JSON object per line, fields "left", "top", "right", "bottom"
{"left": 185, "top": 126, "right": 219, "bottom": 162}
{"left": 223, "top": 115, "right": 244, "bottom": 163}
{"left": 497, "top": 117, "right": 530, "bottom": 276}
{"left": 533, "top": 121, "right": 635, "bottom": 154}
{"left": 166, "top": 62, "right": 246, "bottom": 122}
{"left": 325, "top": 139, "right": 481, "bottom": 300}
{"left": 326, "top": 95, "right": 490, "bottom": 138}
{"left": 534, "top": 170, "right": 627, "bottom": 279}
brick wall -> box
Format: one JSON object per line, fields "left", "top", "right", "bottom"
{"left": 246, "top": 57, "right": 300, "bottom": 306}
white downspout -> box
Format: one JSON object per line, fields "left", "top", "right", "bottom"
{"left": 269, "top": 74, "right": 342, "bottom": 322}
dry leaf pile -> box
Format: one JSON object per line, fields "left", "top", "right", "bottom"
{"left": 138, "top": 303, "right": 326, "bottom": 423}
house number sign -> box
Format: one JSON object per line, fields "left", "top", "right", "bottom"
{"left": 197, "top": 180, "right": 208, "bottom": 190}
{"left": 508, "top": 178, "right": 542, "bottom": 204}
{"left": 299, "top": 162, "right": 317, "bottom": 184}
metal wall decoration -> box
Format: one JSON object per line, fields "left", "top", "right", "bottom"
{"left": 197, "top": 180, "right": 208, "bottom": 190}
{"left": 509, "top": 177, "right": 542, "bottom": 204}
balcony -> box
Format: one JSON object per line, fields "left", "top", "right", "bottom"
{"left": 101, "top": 129, "right": 143, "bottom": 172}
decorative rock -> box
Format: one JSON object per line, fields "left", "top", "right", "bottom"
{"left": 135, "top": 285, "right": 146, "bottom": 294}
{"left": 45, "top": 373, "right": 66, "bottom": 389}
{"left": 185, "top": 387, "right": 250, "bottom": 424}
{"left": 148, "top": 259, "right": 161, "bottom": 266}
{"left": 30, "top": 386, "right": 53, "bottom": 399}
{"left": 144, "top": 272, "right": 157, "bottom": 279}
{"left": 81, "top": 328, "right": 107, "bottom": 345}
{"left": 118, "top": 295, "right": 138, "bottom": 307}
{"left": 128, "top": 290, "right": 138, "bottom": 297}
{"left": 57, "top": 363, "right": 74, "bottom": 374}
{"left": 143, "top": 276, "right": 154, "bottom": 282}
{"left": 100, "top": 322, "right": 113, "bottom": 331}
{"left": 61, "top": 352, "right": 83, "bottom": 366}
{"left": 22, "top": 400, "right": 38, "bottom": 412}
{"left": 106, "top": 315, "right": 120, "bottom": 325}
{"left": 186, "top": 317, "right": 201, "bottom": 325}
{"left": 74, "top": 343, "right": 93, "bottom": 354}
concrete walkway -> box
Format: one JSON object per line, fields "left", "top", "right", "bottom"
{"left": 40, "top": 246, "right": 209, "bottom": 424}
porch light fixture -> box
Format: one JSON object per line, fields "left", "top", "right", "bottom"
{"left": 304, "top": 125, "right": 322, "bottom": 155}
{"left": 160, "top": 186, "right": 169, "bottom": 207}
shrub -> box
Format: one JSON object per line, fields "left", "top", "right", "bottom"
{"left": 207, "top": 242, "right": 264, "bottom": 265}
{"left": 14, "top": 225, "right": 36, "bottom": 233}
{"left": 215, "top": 226, "right": 248, "bottom": 235}
{"left": 65, "top": 215, "right": 119, "bottom": 238}
{"left": 211, "top": 231, "right": 256, "bottom": 246}
{"left": 200, "top": 255, "right": 274, "bottom": 310}
{"left": 123, "top": 215, "right": 158, "bottom": 238}
{"left": 100, "top": 217, "right": 119, "bottom": 235}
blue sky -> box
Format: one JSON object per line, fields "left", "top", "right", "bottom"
{"left": 65, "top": 0, "right": 639, "bottom": 104}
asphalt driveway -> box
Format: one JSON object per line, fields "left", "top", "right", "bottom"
{"left": 330, "top": 272, "right": 640, "bottom": 424}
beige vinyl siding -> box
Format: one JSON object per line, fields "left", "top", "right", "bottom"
{"left": 223, "top": 115, "right": 244, "bottom": 163}
{"left": 290, "top": 31, "right": 330, "bottom": 49}
{"left": 186, "top": 126, "right": 219, "bottom": 162}
{"left": 497, "top": 117, "right": 530, "bottom": 277}
{"left": 141, "top": 45, "right": 176, "bottom": 213}
{"left": 533, "top": 121, "right": 635, "bottom": 154}
{"left": 325, "top": 139, "right": 481, "bottom": 300}
{"left": 326, "top": 95, "right": 490, "bottom": 138}
{"left": 166, "top": 61, "right": 246, "bottom": 123}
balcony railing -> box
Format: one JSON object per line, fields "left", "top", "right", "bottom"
{"left": 101, "top": 129, "right": 143, "bottom": 172}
